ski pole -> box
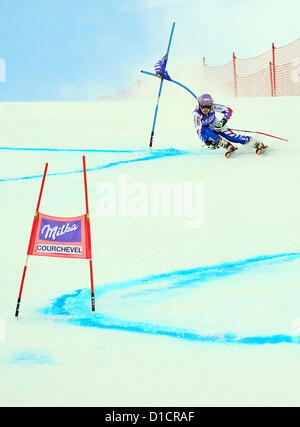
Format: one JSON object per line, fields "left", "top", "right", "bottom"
{"left": 228, "top": 128, "right": 288, "bottom": 142}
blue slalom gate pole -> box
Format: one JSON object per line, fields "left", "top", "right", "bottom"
{"left": 149, "top": 22, "right": 175, "bottom": 148}
{"left": 141, "top": 70, "right": 198, "bottom": 100}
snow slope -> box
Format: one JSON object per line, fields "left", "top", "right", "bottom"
{"left": 0, "top": 94, "right": 300, "bottom": 407}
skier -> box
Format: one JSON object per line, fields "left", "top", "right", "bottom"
{"left": 193, "top": 94, "right": 266, "bottom": 157}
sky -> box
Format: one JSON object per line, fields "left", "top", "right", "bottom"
{"left": 0, "top": 0, "right": 299, "bottom": 101}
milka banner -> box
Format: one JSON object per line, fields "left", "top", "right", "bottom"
{"left": 27, "top": 213, "right": 91, "bottom": 259}
{"left": 15, "top": 157, "right": 95, "bottom": 318}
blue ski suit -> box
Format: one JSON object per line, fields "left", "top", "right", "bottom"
{"left": 192, "top": 104, "right": 249, "bottom": 146}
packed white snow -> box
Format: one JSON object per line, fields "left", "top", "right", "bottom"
{"left": 0, "top": 92, "right": 300, "bottom": 406}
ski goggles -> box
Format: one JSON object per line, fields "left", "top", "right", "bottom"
{"left": 199, "top": 104, "right": 213, "bottom": 111}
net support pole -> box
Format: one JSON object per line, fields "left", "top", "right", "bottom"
{"left": 149, "top": 22, "right": 175, "bottom": 148}
{"left": 82, "top": 156, "right": 95, "bottom": 313}
{"left": 272, "top": 43, "right": 277, "bottom": 96}
{"left": 233, "top": 52, "right": 238, "bottom": 97}
{"left": 15, "top": 163, "right": 48, "bottom": 318}
{"left": 269, "top": 62, "right": 274, "bottom": 97}
{"left": 202, "top": 57, "right": 206, "bottom": 90}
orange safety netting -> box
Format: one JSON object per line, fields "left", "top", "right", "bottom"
{"left": 203, "top": 37, "right": 300, "bottom": 97}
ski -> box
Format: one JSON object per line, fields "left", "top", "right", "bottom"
{"left": 225, "top": 146, "right": 238, "bottom": 158}
{"left": 255, "top": 143, "right": 268, "bottom": 155}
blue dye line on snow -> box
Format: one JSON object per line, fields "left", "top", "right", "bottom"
{"left": 9, "top": 351, "right": 56, "bottom": 365}
{"left": 41, "top": 251, "right": 300, "bottom": 346}
{"left": 0, "top": 147, "right": 192, "bottom": 182}
{"left": 0, "top": 146, "right": 145, "bottom": 153}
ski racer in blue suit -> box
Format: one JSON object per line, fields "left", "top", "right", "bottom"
{"left": 192, "top": 94, "right": 264, "bottom": 155}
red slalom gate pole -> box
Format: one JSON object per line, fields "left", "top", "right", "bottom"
{"left": 35, "top": 163, "right": 48, "bottom": 214}
{"left": 15, "top": 163, "right": 48, "bottom": 318}
{"left": 83, "top": 156, "right": 89, "bottom": 215}
{"left": 15, "top": 257, "right": 29, "bottom": 318}
{"left": 82, "top": 156, "right": 95, "bottom": 313}
{"left": 89, "top": 259, "right": 95, "bottom": 313}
